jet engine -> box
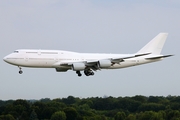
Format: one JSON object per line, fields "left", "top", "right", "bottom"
{"left": 72, "top": 63, "right": 86, "bottom": 71}
{"left": 98, "top": 60, "right": 112, "bottom": 68}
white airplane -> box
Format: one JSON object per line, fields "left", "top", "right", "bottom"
{"left": 3, "top": 33, "right": 173, "bottom": 77}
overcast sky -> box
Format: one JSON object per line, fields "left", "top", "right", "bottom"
{"left": 0, "top": 0, "right": 179, "bottom": 100}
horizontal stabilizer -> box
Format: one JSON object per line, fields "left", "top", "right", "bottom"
{"left": 111, "top": 53, "right": 151, "bottom": 63}
{"left": 145, "top": 55, "right": 173, "bottom": 60}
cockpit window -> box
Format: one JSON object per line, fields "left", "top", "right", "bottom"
{"left": 14, "top": 51, "right": 19, "bottom": 53}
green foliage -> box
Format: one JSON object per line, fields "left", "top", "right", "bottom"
{"left": 62, "top": 96, "right": 76, "bottom": 105}
{"left": 64, "top": 107, "right": 78, "bottom": 120}
{"left": 131, "top": 95, "right": 147, "bottom": 103}
{"left": 114, "top": 97, "right": 141, "bottom": 112}
{"left": 167, "top": 110, "right": 180, "bottom": 120}
{"left": 0, "top": 96, "right": 180, "bottom": 119}
{"left": 50, "top": 111, "right": 66, "bottom": 120}
{"left": 137, "top": 111, "right": 166, "bottom": 120}
{"left": 138, "top": 103, "right": 165, "bottom": 112}
{"left": 114, "top": 112, "right": 126, "bottom": 120}
{"left": 125, "top": 114, "right": 136, "bottom": 120}
{"left": 29, "top": 110, "right": 38, "bottom": 120}
{"left": 0, "top": 114, "right": 15, "bottom": 120}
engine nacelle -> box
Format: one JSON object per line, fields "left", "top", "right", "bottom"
{"left": 72, "top": 63, "right": 86, "bottom": 71}
{"left": 98, "top": 60, "right": 112, "bottom": 68}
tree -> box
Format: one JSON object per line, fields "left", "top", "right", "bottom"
{"left": 40, "top": 98, "right": 51, "bottom": 103}
{"left": 30, "top": 110, "right": 38, "bottom": 120}
{"left": 89, "top": 115, "right": 107, "bottom": 120}
{"left": 132, "top": 95, "right": 147, "bottom": 103}
{"left": 137, "top": 111, "right": 163, "bottom": 120}
{"left": 62, "top": 96, "right": 76, "bottom": 105}
{"left": 51, "top": 111, "right": 66, "bottom": 120}
{"left": 47, "top": 101, "right": 66, "bottom": 110}
{"left": 114, "top": 112, "right": 126, "bottom": 120}
{"left": 13, "top": 99, "right": 30, "bottom": 111}
{"left": 113, "top": 97, "right": 141, "bottom": 112}
{"left": 41, "top": 107, "right": 57, "bottom": 119}
{"left": 79, "top": 99, "right": 93, "bottom": 108}
{"left": 64, "top": 107, "right": 78, "bottom": 120}
{"left": 32, "top": 101, "right": 46, "bottom": 119}
{"left": 125, "top": 114, "right": 136, "bottom": 120}
{"left": 167, "top": 110, "right": 180, "bottom": 120}
{"left": 138, "top": 103, "right": 165, "bottom": 112}
{"left": 0, "top": 114, "right": 15, "bottom": 120}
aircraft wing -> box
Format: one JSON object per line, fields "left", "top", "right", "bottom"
{"left": 53, "top": 53, "right": 151, "bottom": 71}
{"left": 86, "top": 52, "right": 151, "bottom": 64}
{"left": 85, "top": 53, "right": 151, "bottom": 71}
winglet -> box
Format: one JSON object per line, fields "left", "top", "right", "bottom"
{"left": 137, "top": 33, "right": 168, "bottom": 55}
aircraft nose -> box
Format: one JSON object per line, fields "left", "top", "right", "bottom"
{"left": 3, "top": 54, "right": 17, "bottom": 64}
{"left": 3, "top": 55, "right": 10, "bottom": 63}
{"left": 3, "top": 56, "right": 7, "bottom": 62}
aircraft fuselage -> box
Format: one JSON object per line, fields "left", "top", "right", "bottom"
{"left": 3, "top": 33, "right": 172, "bottom": 76}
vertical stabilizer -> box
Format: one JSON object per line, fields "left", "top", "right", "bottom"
{"left": 137, "top": 33, "right": 168, "bottom": 55}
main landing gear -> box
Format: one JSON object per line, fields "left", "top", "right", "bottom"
{"left": 76, "top": 71, "right": 82, "bottom": 77}
{"left": 18, "top": 66, "right": 23, "bottom": 74}
{"left": 76, "top": 69, "right": 95, "bottom": 77}
{"left": 84, "top": 69, "right": 94, "bottom": 76}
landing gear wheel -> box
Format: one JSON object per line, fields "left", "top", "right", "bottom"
{"left": 90, "top": 72, "right": 94, "bottom": 76}
{"left": 19, "top": 70, "right": 23, "bottom": 74}
{"left": 84, "top": 69, "right": 94, "bottom": 76}
{"left": 76, "top": 71, "right": 82, "bottom": 77}
{"left": 78, "top": 74, "right": 82, "bottom": 77}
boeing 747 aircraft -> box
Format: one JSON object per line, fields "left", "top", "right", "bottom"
{"left": 3, "top": 33, "right": 173, "bottom": 77}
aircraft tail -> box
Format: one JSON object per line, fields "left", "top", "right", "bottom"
{"left": 137, "top": 33, "right": 168, "bottom": 55}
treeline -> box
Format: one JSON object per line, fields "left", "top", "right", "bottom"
{"left": 0, "top": 95, "right": 180, "bottom": 120}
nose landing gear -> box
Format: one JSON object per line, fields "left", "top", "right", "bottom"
{"left": 18, "top": 66, "right": 23, "bottom": 74}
